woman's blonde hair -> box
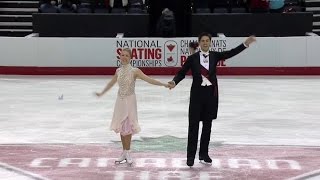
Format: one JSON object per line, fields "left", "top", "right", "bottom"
{"left": 122, "top": 48, "right": 132, "bottom": 58}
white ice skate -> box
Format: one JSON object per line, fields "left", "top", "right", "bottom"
{"left": 115, "top": 151, "right": 126, "bottom": 164}
{"left": 125, "top": 150, "right": 133, "bottom": 166}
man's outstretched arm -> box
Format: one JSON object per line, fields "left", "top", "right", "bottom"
{"left": 216, "top": 36, "right": 256, "bottom": 60}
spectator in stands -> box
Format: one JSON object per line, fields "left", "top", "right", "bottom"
{"left": 247, "top": 0, "right": 269, "bottom": 12}
{"left": 269, "top": 0, "right": 284, "bottom": 12}
{"left": 39, "top": 0, "right": 59, "bottom": 13}
{"left": 156, "top": 8, "right": 176, "bottom": 37}
{"left": 39, "top": 0, "right": 58, "bottom": 7}
{"left": 58, "top": 0, "right": 77, "bottom": 13}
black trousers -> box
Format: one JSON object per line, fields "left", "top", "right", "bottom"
{"left": 187, "top": 85, "right": 218, "bottom": 159}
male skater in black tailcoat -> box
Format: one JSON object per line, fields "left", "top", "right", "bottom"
{"left": 168, "top": 32, "right": 256, "bottom": 167}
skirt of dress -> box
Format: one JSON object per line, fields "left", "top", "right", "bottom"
{"left": 110, "top": 94, "right": 141, "bottom": 135}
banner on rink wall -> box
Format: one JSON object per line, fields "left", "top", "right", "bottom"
{"left": 113, "top": 38, "right": 230, "bottom": 68}
{"left": 111, "top": 37, "right": 310, "bottom": 68}
{"left": 1, "top": 37, "right": 320, "bottom": 75}
{"left": 0, "top": 37, "right": 311, "bottom": 68}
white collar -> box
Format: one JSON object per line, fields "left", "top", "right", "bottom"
{"left": 200, "top": 50, "right": 209, "bottom": 56}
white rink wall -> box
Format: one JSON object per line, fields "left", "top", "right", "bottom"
{"left": 1, "top": 37, "right": 320, "bottom": 75}
{"left": 0, "top": 37, "right": 320, "bottom": 67}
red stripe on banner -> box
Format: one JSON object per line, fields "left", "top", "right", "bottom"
{"left": 1, "top": 66, "right": 320, "bottom": 75}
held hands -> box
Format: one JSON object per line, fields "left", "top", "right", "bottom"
{"left": 167, "top": 81, "right": 176, "bottom": 90}
{"left": 244, "top": 35, "right": 256, "bottom": 47}
{"left": 163, "top": 83, "right": 170, "bottom": 88}
{"left": 161, "top": 81, "right": 175, "bottom": 89}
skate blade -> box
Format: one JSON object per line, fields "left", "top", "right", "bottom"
{"left": 199, "top": 160, "right": 212, "bottom": 166}
{"left": 115, "top": 160, "right": 126, "bottom": 164}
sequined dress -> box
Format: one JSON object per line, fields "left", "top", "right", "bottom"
{"left": 110, "top": 64, "right": 141, "bottom": 135}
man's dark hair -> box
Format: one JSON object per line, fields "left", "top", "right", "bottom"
{"left": 198, "top": 32, "right": 212, "bottom": 42}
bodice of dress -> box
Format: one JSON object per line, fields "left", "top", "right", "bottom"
{"left": 117, "top": 64, "right": 136, "bottom": 97}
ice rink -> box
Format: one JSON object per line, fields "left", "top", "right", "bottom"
{"left": 1, "top": 75, "right": 320, "bottom": 145}
{"left": 1, "top": 75, "right": 320, "bottom": 180}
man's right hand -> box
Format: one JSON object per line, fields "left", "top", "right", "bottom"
{"left": 168, "top": 81, "right": 176, "bottom": 89}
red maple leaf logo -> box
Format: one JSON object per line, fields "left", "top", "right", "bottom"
{"left": 167, "top": 56, "right": 173, "bottom": 62}
{"left": 167, "top": 44, "right": 175, "bottom": 52}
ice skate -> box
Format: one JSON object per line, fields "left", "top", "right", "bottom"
{"left": 199, "top": 154, "right": 212, "bottom": 165}
{"left": 186, "top": 158, "right": 194, "bottom": 167}
{"left": 125, "top": 150, "right": 134, "bottom": 166}
{"left": 115, "top": 151, "right": 126, "bottom": 164}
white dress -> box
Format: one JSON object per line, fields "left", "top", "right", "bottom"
{"left": 110, "top": 64, "right": 141, "bottom": 135}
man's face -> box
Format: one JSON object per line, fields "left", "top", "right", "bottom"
{"left": 199, "top": 36, "right": 211, "bottom": 52}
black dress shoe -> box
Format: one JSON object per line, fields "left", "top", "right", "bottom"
{"left": 186, "top": 158, "right": 194, "bottom": 167}
{"left": 199, "top": 154, "right": 212, "bottom": 163}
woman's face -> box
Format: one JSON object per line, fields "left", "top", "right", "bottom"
{"left": 189, "top": 47, "right": 196, "bottom": 55}
{"left": 120, "top": 50, "right": 131, "bottom": 65}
